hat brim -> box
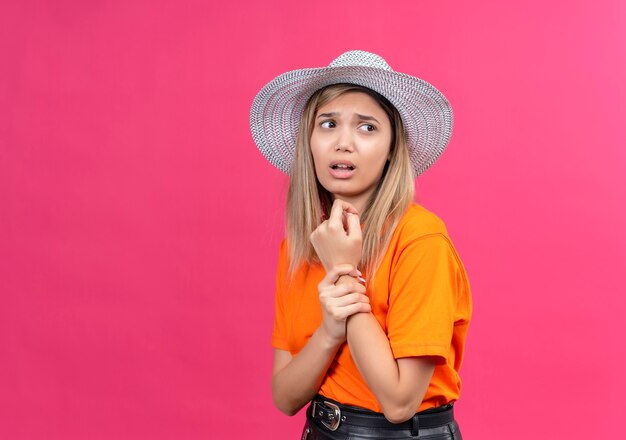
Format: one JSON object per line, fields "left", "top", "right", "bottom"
{"left": 250, "top": 64, "right": 453, "bottom": 177}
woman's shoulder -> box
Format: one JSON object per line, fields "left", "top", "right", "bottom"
{"left": 394, "top": 203, "right": 450, "bottom": 241}
{"left": 389, "top": 204, "right": 468, "bottom": 273}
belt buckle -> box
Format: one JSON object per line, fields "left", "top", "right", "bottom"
{"left": 313, "top": 400, "right": 342, "bottom": 431}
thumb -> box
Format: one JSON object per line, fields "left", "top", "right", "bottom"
{"left": 346, "top": 212, "right": 362, "bottom": 239}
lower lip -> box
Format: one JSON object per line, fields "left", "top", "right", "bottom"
{"left": 329, "top": 167, "right": 356, "bottom": 179}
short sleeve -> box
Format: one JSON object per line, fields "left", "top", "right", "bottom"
{"left": 387, "top": 233, "right": 462, "bottom": 365}
{"left": 271, "top": 239, "right": 290, "bottom": 351}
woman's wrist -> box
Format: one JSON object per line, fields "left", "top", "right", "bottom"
{"left": 315, "top": 325, "right": 345, "bottom": 351}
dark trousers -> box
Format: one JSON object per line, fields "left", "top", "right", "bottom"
{"left": 301, "top": 398, "right": 462, "bottom": 440}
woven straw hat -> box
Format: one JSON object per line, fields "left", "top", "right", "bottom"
{"left": 249, "top": 50, "right": 453, "bottom": 177}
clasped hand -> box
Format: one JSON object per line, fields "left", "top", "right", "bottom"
{"left": 310, "top": 199, "right": 362, "bottom": 271}
{"left": 310, "top": 199, "right": 370, "bottom": 346}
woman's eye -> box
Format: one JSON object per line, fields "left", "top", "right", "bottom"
{"left": 320, "top": 121, "right": 336, "bottom": 129}
{"left": 358, "top": 124, "right": 376, "bottom": 132}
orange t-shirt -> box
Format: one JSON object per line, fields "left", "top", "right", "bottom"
{"left": 272, "top": 203, "right": 472, "bottom": 412}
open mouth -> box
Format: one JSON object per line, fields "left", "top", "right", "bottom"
{"left": 330, "top": 164, "right": 355, "bottom": 171}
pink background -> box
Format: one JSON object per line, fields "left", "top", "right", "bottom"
{"left": 1, "top": 0, "right": 625, "bottom": 438}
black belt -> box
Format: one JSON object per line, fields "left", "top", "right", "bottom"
{"left": 309, "top": 395, "right": 454, "bottom": 435}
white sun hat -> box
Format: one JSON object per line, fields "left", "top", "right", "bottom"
{"left": 250, "top": 50, "right": 453, "bottom": 177}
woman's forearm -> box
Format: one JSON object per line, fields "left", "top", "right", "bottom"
{"left": 346, "top": 313, "right": 406, "bottom": 415}
{"left": 273, "top": 264, "right": 371, "bottom": 416}
{"left": 342, "top": 277, "right": 434, "bottom": 423}
{"left": 272, "top": 327, "right": 341, "bottom": 416}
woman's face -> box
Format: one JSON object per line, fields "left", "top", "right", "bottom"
{"left": 310, "top": 91, "right": 392, "bottom": 213}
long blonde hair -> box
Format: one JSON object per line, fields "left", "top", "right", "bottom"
{"left": 286, "top": 84, "right": 415, "bottom": 280}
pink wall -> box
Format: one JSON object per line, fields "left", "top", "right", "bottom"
{"left": 1, "top": 0, "right": 624, "bottom": 438}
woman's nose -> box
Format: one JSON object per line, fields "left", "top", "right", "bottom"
{"left": 335, "top": 130, "right": 354, "bottom": 152}
{"left": 335, "top": 144, "right": 353, "bottom": 152}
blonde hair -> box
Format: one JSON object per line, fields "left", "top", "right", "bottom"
{"left": 286, "top": 84, "right": 415, "bottom": 280}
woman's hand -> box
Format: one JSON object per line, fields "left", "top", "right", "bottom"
{"left": 310, "top": 199, "right": 363, "bottom": 272}
{"left": 318, "top": 264, "right": 370, "bottom": 347}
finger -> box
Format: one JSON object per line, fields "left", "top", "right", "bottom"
{"left": 309, "top": 220, "right": 327, "bottom": 246}
{"left": 330, "top": 293, "right": 370, "bottom": 308}
{"left": 329, "top": 199, "right": 359, "bottom": 230}
{"left": 331, "top": 302, "right": 372, "bottom": 320}
{"left": 319, "top": 264, "right": 358, "bottom": 288}
{"left": 328, "top": 200, "right": 347, "bottom": 232}
{"left": 331, "top": 197, "right": 359, "bottom": 214}
{"left": 320, "top": 282, "right": 367, "bottom": 299}
{"left": 345, "top": 212, "right": 362, "bottom": 240}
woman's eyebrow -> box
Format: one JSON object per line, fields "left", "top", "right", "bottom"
{"left": 355, "top": 113, "right": 380, "bottom": 123}
{"left": 317, "top": 112, "right": 338, "bottom": 119}
{"left": 317, "top": 112, "right": 380, "bottom": 124}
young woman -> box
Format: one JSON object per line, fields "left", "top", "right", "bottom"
{"left": 250, "top": 51, "right": 472, "bottom": 440}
